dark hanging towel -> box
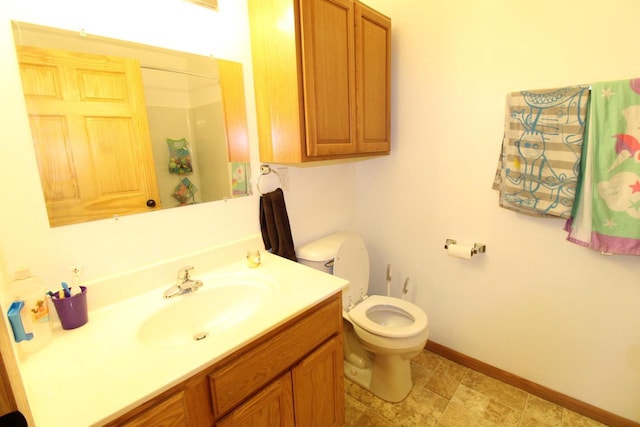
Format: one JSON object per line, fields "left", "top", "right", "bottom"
{"left": 259, "top": 188, "right": 297, "bottom": 261}
{"left": 0, "top": 411, "right": 27, "bottom": 427}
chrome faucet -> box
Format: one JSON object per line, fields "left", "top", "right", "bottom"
{"left": 163, "top": 266, "right": 203, "bottom": 299}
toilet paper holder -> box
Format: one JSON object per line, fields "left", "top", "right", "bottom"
{"left": 444, "top": 239, "right": 486, "bottom": 255}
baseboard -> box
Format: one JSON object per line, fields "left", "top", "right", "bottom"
{"left": 425, "top": 341, "right": 639, "bottom": 427}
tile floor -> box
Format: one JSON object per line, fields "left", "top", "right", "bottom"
{"left": 344, "top": 350, "right": 608, "bottom": 427}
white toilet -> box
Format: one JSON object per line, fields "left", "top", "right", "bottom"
{"left": 297, "top": 232, "right": 429, "bottom": 402}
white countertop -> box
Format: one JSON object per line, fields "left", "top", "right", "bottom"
{"left": 19, "top": 251, "right": 347, "bottom": 427}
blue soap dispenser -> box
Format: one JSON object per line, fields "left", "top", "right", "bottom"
{"left": 6, "top": 268, "right": 53, "bottom": 356}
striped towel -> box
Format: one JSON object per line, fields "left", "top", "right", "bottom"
{"left": 566, "top": 78, "right": 640, "bottom": 255}
{"left": 493, "top": 86, "right": 590, "bottom": 218}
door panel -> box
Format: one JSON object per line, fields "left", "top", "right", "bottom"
{"left": 301, "top": 0, "right": 357, "bottom": 156}
{"left": 17, "top": 46, "right": 161, "bottom": 226}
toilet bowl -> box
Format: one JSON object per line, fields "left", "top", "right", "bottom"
{"left": 297, "top": 232, "right": 429, "bottom": 402}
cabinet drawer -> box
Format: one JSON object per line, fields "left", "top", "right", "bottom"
{"left": 209, "top": 293, "right": 342, "bottom": 417}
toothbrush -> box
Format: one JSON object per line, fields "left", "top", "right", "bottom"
{"left": 71, "top": 266, "right": 82, "bottom": 296}
{"left": 61, "top": 282, "right": 70, "bottom": 297}
{"left": 386, "top": 264, "right": 392, "bottom": 296}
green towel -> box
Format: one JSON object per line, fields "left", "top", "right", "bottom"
{"left": 231, "top": 162, "right": 250, "bottom": 196}
{"left": 566, "top": 78, "right": 640, "bottom": 254}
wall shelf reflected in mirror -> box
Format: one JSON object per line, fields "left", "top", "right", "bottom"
{"left": 12, "top": 21, "right": 251, "bottom": 227}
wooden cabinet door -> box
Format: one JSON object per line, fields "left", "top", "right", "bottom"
{"left": 247, "top": 0, "right": 305, "bottom": 163}
{"left": 121, "top": 391, "right": 187, "bottom": 427}
{"left": 292, "top": 335, "right": 345, "bottom": 427}
{"left": 103, "top": 371, "right": 212, "bottom": 427}
{"left": 17, "top": 46, "right": 161, "bottom": 227}
{"left": 300, "top": 0, "right": 358, "bottom": 157}
{"left": 355, "top": 1, "right": 391, "bottom": 154}
{"left": 216, "top": 373, "right": 294, "bottom": 427}
{"left": 218, "top": 59, "right": 249, "bottom": 163}
{"left": 0, "top": 353, "right": 16, "bottom": 417}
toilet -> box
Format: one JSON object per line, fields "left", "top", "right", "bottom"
{"left": 297, "top": 232, "right": 429, "bottom": 402}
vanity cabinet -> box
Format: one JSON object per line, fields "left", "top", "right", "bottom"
{"left": 247, "top": 0, "right": 391, "bottom": 163}
{"left": 104, "top": 293, "right": 344, "bottom": 427}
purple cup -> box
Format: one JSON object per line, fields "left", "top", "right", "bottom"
{"left": 51, "top": 286, "right": 88, "bottom": 330}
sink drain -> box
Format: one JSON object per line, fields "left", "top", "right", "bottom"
{"left": 193, "top": 332, "right": 209, "bottom": 341}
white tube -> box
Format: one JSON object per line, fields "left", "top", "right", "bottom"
{"left": 386, "top": 264, "right": 391, "bottom": 296}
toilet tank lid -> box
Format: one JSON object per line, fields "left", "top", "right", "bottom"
{"left": 297, "top": 232, "right": 354, "bottom": 262}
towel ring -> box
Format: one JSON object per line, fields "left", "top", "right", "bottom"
{"left": 257, "top": 165, "right": 282, "bottom": 195}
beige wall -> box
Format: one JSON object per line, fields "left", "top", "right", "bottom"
{"left": 356, "top": 0, "right": 640, "bottom": 421}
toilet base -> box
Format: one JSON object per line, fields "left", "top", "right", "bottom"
{"left": 370, "top": 353, "right": 413, "bottom": 402}
{"left": 343, "top": 319, "right": 417, "bottom": 403}
{"left": 343, "top": 355, "right": 413, "bottom": 403}
{"left": 344, "top": 359, "right": 372, "bottom": 391}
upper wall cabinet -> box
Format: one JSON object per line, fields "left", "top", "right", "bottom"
{"left": 248, "top": 0, "right": 391, "bottom": 163}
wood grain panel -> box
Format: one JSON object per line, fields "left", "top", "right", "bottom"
{"left": 18, "top": 63, "right": 60, "bottom": 98}
{"left": 104, "top": 371, "right": 213, "bottom": 426}
{"left": 218, "top": 60, "right": 250, "bottom": 163}
{"left": 216, "top": 373, "right": 295, "bottom": 427}
{"left": 77, "top": 69, "right": 128, "bottom": 102}
{"left": 247, "top": 0, "right": 305, "bottom": 163}
{"left": 85, "top": 118, "right": 139, "bottom": 193}
{"left": 121, "top": 391, "right": 187, "bottom": 427}
{"left": 301, "top": 0, "right": 357, "bottom": 156}
{"left": 0, "top": 353, "right": 16, "bottom": 417}
{"left": 355, "top": 2, "right": 391, "bottom": 153}
{"left": 29, "top": 116, "right": 78, "bottom": 201}
{"left": 292, "top": 335, "right": 345, "bottom": 427}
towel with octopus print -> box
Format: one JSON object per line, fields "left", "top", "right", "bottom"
{"left": 493, "top": 86, "right": 590, "bottom": 218}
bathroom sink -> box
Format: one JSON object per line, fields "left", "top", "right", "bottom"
{"left": 137, "top": 272, "right": 276, "bottom": 349}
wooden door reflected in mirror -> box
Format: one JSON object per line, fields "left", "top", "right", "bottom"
{"left": 13, "top": 21, "right": 251, "bottom": 227}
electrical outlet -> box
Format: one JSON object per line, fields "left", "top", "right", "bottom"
{"left": 276, "top": 167, "right": 289, "bottom": 191}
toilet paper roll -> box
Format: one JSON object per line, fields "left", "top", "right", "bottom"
{"left": 447, "top": 244, "right": 473, "bottom": 260}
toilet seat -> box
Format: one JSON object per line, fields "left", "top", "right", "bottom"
{"left": 331, "top": 233, "right": 370, "bottom": 310}
{"left": 348, "top": 295, "right": 428, "bottom": 339}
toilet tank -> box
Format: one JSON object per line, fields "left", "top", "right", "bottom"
{"left": 297, "top": 233, "right": 351, "bottom": 274}
{"left": 297, "top": 232, "right": 370, "bottom": 308}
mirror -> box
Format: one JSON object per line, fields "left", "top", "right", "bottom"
{"left": 12, "top": 21, "right": 251, "bottom": 227}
